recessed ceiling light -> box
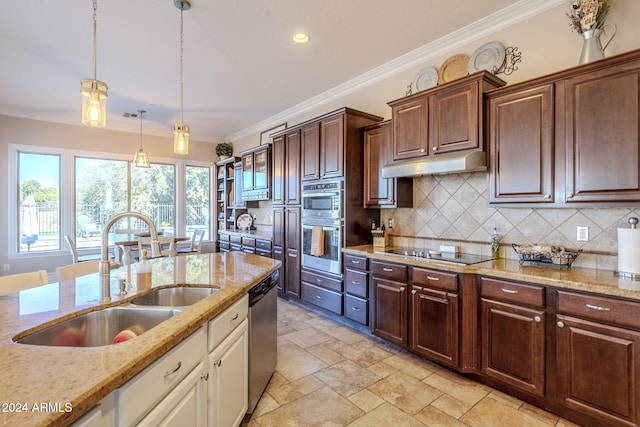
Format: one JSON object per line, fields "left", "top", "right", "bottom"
{"left": 292, "top": 32, "right": 310, "bottom": 44}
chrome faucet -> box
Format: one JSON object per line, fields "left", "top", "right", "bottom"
{"left": 100, "top": 211, "right": 160, "bottom": 302}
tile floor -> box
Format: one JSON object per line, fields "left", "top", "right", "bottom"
{"left": 244, "top": 298, "right": 582, "bottom": 427}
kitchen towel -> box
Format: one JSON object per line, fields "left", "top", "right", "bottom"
{"left": 618, "top": 228, "right": 640, "bottom": 275}
{"left": 311, "top": 226, "right": 325, "bottom": 256}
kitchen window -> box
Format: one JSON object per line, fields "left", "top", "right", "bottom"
{"left": 8, "top": 144, "right": 211, "bottom": 256}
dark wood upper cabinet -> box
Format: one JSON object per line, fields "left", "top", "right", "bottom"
{"left": 488, "top": 49, "right": 640, "bottom": 207}
{"left": 363, "top": 121, "right": 412, "bottom": 208}
{"left": 271, "top": 134, "right": 285, "bottom": 205}
{"left": 285, "top": 130, "right": 302, "bottom": 205}
{"left": 319, "top": 114, "right": 344, "bottom": 179}
{"left": 563, "top": 61, "right": 640, "bottom": 204}
{"left": 487, "top": 83, "right": 555, "bottom": 204}
{"left": 388, "top": 71, "right": 505, "bottom": 162}
{"left": 301, "top": 122, "right": 320, "bottom": 181}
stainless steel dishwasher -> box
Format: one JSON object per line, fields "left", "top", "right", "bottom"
{"left": 247, "top": 270, "right": 279, "bottom": 414}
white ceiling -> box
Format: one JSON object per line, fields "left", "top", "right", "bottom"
{"left": 0, "top": 0, "right": 521, "bottom": 143}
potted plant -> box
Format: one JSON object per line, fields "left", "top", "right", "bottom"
{"left": 215, "top": 142, "right": 233, "bottom": 160}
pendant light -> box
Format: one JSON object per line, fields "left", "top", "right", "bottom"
{"left": 173, "top": 0, "right": 190, "bottom": 154}
{"left": 81, "top": 0, "right": 108, "bottom": 127}
{"left": 133, "top": 110, "right": 150, "bottom": 168}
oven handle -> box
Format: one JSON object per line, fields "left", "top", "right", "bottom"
{"left": 302, "top": 191, "right": 341, "bottom": 198}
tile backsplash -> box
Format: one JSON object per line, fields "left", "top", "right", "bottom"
{"left": 249, "top": 172, "right": 640, "bottom": 271}
{"left": 379, "top": 172, "right": 640, "bottom": 271}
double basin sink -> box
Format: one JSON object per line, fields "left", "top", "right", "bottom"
{"left": 14, "top": 287, "right": 219, "bottom": 347}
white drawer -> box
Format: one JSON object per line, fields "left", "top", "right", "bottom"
{"left": 116, "top": 328, "right": 206, "bottom": 426}
{"left": 208, "top": 294, "right": 248, "bottom": 351}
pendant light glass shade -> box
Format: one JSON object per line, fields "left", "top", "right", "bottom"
{"left": 134, "top": 110, "right": 150, "bottom": 168}
{"left": 81, "top": 0, "right": 108, "bottom": 127}
{"left": 173, "top": 124, "right": 189, "bottom": 155}
{"left": 173, "top": 0, "right": 190, "bottom": 154}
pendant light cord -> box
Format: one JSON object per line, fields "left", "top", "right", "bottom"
{"left": 139, "top": 110, "right": 145, "bottom": 150}
{"left": 92, "top": 0, "right": 98, "bottom": 81}
{"left": 179, "top": 7, "right": 184, "bottom": 124}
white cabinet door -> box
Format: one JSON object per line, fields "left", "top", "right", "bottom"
{"left": 137, "top": 361, "right": 207, "bottom": 427}
{"left": 208, "top": 318, "right": 249, "bottom": 427}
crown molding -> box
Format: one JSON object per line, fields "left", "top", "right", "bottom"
{"left": 228, "top": 0, "right": 565, "bottom": 142}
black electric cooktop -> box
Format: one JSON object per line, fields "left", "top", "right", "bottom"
{"left": 378, "top": 248, "right": 494, "bottom": 266}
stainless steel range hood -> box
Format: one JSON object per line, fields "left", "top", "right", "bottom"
{"left": 381, "top": 150, "right": 487, "bottom": 178}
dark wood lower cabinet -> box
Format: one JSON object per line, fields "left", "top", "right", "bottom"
{"left": 371, "top": 277, "right": 407, "bottom": 347}
{"left": 556, "top": 315, "right": 640, "bottom": 427}
{"left": 481, "top": 299, "right": 545, "bottom": 397}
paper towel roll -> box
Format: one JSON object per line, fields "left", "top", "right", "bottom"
{"left": 618, "top": 228, "right": 640, "bottom": 275}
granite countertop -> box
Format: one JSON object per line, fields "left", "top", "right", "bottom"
{"left": 0, "top": 252, "right": 280, "bottom": 427}
{"left": 344, "top": 245, "right": 640, "bottom": 301}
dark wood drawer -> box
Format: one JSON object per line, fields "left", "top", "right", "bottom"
{"left": 301, "top": 282, "right": 343, "bottom": 315}
{"left": 230, "top": 235, "right": 242, "bottom": 244}
{"left": 411, "top": 268, "right": 458, "bottom": 292}
{"left": 230, "top": 243, "right": 242, "bottom": 251}
{"left": 371, "top": 260, "right": 407, "bottom": 283}
{"left": 345, "top": 294, "right": 368, "bottom": 325}
{"left": 557, "top": 291, "right": 640, "bottom": 330}
{"left": 345, "top": 269, "right": 368, "bottom": 298}
{"left": 242, "top": 247, "right": 255, "bottom": 254}
{"left": 218, "top": 241, "right": 230, "bottom": 250}
{"left": 344, "top": 254, "right": 367, "bottom": 271}
{"left": 242, "top": 237, "right": 256, "bottom": 247}
{"left": 256, "top": 249, "right": 272, "bottom": 258}
{"left": 301, "top": 269, "right": 343, "bottom": 292}
{"left": 219, "top": 233, "right": 230, "bottom": 242}
{"left": 256, "top": 239, "right": 272, "bottom": 250}
{"left": 480, "top": 277, "right": 545, "bottom": 308}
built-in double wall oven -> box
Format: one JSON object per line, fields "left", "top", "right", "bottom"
{"left": 301, "top": 180, "right": 343, "bottom": 276}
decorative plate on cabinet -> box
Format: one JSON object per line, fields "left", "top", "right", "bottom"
{"left": 438, "top": 54, "right": 469, "bottom": 84}
{"left": 412, "top": 67, "right": 438, "bottom": 92}
{"left": 468, "top": 41, "right": 506, "bottom": 74}
{"left": 237, "top": 213, "right": 252, "bottom": 230}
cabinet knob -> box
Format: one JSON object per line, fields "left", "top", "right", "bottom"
{"left": 351, "top": 306, "right": 359, "bottom": 311}
{"left": 411, "top": 289, "right": 417, "bottom": 294}
{"left": 534, "top": 316, "right": 541, "bottom": 323}
{"left": 400, "top": 287, "right": 406, "bottom": 292}
{"left": 216, "top": 360, "right": 222, "bottom": 367}
{"left": 544, "top": 194, "right": 551, "bottom": 199}
{"left": 566, "top": 193, "right": 574, "bottom": 198}
{"left": 200, "top": 373, "right": 209, "bottom": 381}
{"left": 557, "top": 321, "right": 565, "bottom": 328}
{"left": 352, "top": 281, "right": 361, "bottom": 285}
{"left": 421, "top": 148, "right": 426, "bottom": 153}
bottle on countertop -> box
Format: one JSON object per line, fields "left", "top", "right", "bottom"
{"left": 491, "top": 227, "right": 500, "bottom": 259}
{"left": 137, "top": 249, "right": 152, "bottom": 290}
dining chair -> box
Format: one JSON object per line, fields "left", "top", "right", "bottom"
{"left": 0, "top": 270, "right": 49, "bottom": 296}
{"left": 64, "top": 235, "right": 102, "bottom": 264}
{"left": 56, "top": 260, "right": 100, "bottom": 281}
{"left": 177, "top": 229, "right": 205, "bottom": 255}
{"left": 138, "top": 236, "right": 176, "bottom": 257}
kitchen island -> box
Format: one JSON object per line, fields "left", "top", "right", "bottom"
{"left": 0, "top": 252, "right": 280, "bottom": 427}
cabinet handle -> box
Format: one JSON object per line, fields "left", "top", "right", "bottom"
{"left": 586, "top": 303, "right": 611, "bottom": 312}
{"left": 316, "top": 295, "right": 322, "bottom": 299}
{"left": 411, "top": 289, "right": 417, "bottom": 294}
{"left": 216, "top": 360, "right": 222, "bottom": 367}
{"left": 231, "top": 313, "right": 239, "bottom": 321}
{"left": 427, "top": 276, "right": 439, "bottom": 281}
{"left": 566, "top": 193, "right": 574, "bottom": 198}
{"left": 544, "top": 194, "right": 551, "bottom": 199}
{"left": 200, "top": 373, "right": 209, "bottom": 381}
{"left": 316, "top": 278, "right": 323, "bottom": 283}
{"left": 383, "top": 268, "right": 394, "bottom": 272}
{"left": 351, "top": 260, "right": 360, "bottom": 265}
{"left": 421, "top": 148, "right": 426, "bottom": 153}
{"left": 351, "top": 281, "right": 361, "bottom": 285}
{"left": 431, "top": 147, "right": 436, "bottom": 152}
{"left": 534, "top": 316, "right": 541, "bottom": 323}
{"left": 400, "top": 287, "right": 406, "bottom": 292}
{"left": 557, "top": 321, "right": 565, "bottom": 328}
{"left": 501, "top": 288, "right": 518, "bottom": 294}
{"left": 163, "top": 361, "right": 182, "bottom": 377}
{"left": 351, "top": 306, "right": 359, "bottom": 311}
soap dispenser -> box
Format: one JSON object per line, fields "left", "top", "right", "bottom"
{"left": 137, "top": 249, "right": 152, "bottom": 290}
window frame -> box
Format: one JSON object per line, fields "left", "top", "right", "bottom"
{"left": 7, "top": 143, "right": 212, "bottom": 258}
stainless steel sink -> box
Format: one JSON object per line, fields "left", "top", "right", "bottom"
{"left": 14, "top": 306, "right": 181, "bottom": 347}
{"left": 129, "top": 286, "right": 219, "bottom": 307}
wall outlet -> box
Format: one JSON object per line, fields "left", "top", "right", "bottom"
{"left": 388, "top": 218, "right": 394, "bottom": 229}
{"left": 577, "top": 226, "right": 589, "bottom": 242}
{"left": 3, "top": 264, "right": 9, "bottom": 272}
